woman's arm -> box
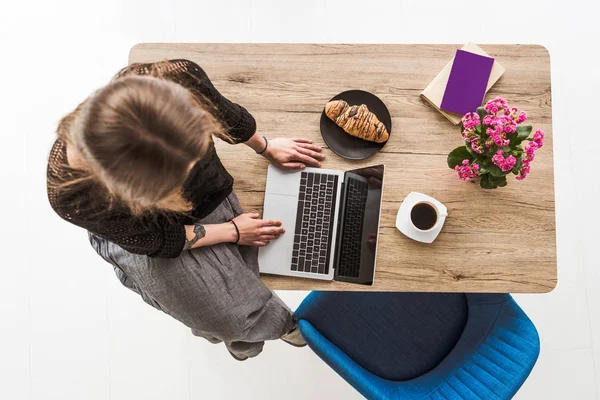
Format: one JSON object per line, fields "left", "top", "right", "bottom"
{"left": 184, "top": 213, "right": 285, "bottom": 250}
{"left": 184, "top": 222, "right": 237, "bottom": 249}
{"left": 169, "top": 61, "right": 325, "bottom": 169}
{"left": 244, "top": 133, "right": 325, "bottom": 170}
{"left": 169, "top": 60, "right": 258, "bottom": 144}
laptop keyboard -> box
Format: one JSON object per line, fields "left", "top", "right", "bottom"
{"left": 337, "top": 176, "right": 369, "bottom": 278}
{"left": 291, "top": 172, "right": 338, "bottom": 274}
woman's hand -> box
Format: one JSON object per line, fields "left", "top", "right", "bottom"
{"left": 262, "top": 138, "right": 325, "bottom": 170}
{"left": 232, "top": 213, "right": 285, "bottom": 247}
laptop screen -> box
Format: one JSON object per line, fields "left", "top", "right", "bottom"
{"left": 334, "top": 164, "right": 385, "bottom": 285}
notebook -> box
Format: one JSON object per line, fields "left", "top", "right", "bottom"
{"left": 440, "top": 50, "right": 494, "bottom": 116}
{"left": 421, "top": 42, "right": 505, "bottom": 124}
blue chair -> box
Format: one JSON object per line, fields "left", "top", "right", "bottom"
{"left": 294, "top": 293, "right": 539, "bottom": 400}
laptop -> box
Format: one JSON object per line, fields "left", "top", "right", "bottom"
{"left": 258, "top": 164, "right": 385, "bottom": 285}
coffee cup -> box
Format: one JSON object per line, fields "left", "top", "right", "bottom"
{"left": 396, "top": 192, "right": 447, "bottom": 243}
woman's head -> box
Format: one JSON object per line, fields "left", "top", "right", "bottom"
{"left": 68, "top": 75, "right": 222, "bottom": 214}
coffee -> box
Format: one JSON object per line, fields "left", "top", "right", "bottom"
{"left": 410, "top": 202, "right": 438, "bottom": 231}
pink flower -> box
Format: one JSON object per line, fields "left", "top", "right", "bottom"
{"left": 504, "top": 124, "right": 516, "bottom": 133}
{"left": 462, "top": 113, "right": 480, "bottom": 131}
{"left": 455, "top": 159, "right": 480, "bottom": 181}
{"left": 491, "top": 151, "right": 503, "bottom": 165}
{"left": 458, "top": 98, "right": 543, "bottom": 185}
{"left": 492, "top": 133, "right": 510, "bottom": 147}
{"left": 470, "top": 138, "right": 484, "bottom": 154}
{"left": 533, "top": 129, "right": 545, "bottom": 147}
{"left": 505, "top": 155, "right": 517, "bottom": 170}
{"left": 462, "top": 130, "right": 476, "bottom": 142}
{"left": 492, "top": 150, "right": 516, "bottom": 172}
{"left": 484, "top": 97, "right": 509, "bottom": 115}
{"left": 482, "top": 113, "right": 514, "bottom": 147}
{"left": 516, "top": 164, "right": 531, "bottom": 180}
{"left": 483, "top": 97, "right": 527, "bottom": 126}
{"left": 526, "top": 145, "right": 536, "bottom": 155}
{"left": 517, "top": 136, "right": 543, "bottom": 180}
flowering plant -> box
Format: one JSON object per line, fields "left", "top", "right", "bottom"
{"left": 447, "top": 97, "right": 545, "bottom": 189}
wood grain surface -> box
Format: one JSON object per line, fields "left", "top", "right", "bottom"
{"left": 130, "top": 43, "right": 556, "bottom": 293}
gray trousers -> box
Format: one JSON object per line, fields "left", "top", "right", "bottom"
{"left": 89, "top": 192, "right": 295, "bottom": 358}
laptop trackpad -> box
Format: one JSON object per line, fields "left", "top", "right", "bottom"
{"left": 259, "top": 193, "right": 298, "bottom": 274}
{"left": 265, "top": 165, "right": 301, "bottom": 196}
{"left": 262, "top": 193, "right": 298, "bottom": 244}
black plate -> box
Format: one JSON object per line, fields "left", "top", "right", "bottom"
{"left": 320, "top": 90, "right": 392, "bottom": 160}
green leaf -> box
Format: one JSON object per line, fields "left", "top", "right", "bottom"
{"left": 479, "top": 167, "right": 489, "bottom": 175}
{"left": 476, "top": 107, "right": 487, "bottom": 123}
{"left": 511, "top": 159, "right": 524, "bottom": 175}
{"left": 513, "top": 159, "right": 523, "bottom": 170}
{"left": 481, "top": 158, "right": 491, "bottom": 167}
{"left": 512, "top": 125, "right": 533, "bottom": 146}
{"left": 488, "top": 164, "right": 506, "bottom": 177}
{"left": 447, "top": 146, "right": 473, "bottom": 169}
{"left": 501, "top": 146, "right": 512, "bottom": 153}
{"left": 517, "top": 125, "right": 533, "bottom": 136}
{"left": 489, "top": 175, "right": 508, "bottom": 187}
{"left": 480, "top": 174, "right": 497, "bottom": 189}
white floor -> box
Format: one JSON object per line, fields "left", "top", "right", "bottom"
{"left": 1, "top": 0, "right": 599, "bottom": 399}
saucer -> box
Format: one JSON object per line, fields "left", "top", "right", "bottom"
{"left": 396, "top": 192, "right": 448, "bottom": 244}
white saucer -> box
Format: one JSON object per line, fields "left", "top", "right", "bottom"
{"left": 395, "top": 192, "right": 448, "bottom": 244}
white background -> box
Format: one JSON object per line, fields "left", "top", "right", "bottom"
{"left": 1, "top": 0, "right": 599, "bottom": 399}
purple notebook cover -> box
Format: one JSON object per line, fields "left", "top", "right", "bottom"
{"left": 440, "top": 50, "right": 494, "bottom": 116}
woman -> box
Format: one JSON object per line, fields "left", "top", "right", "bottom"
{"left": 47, "top": 59, "right": 325, "bottom": 360}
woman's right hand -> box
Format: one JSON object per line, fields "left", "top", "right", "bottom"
{"left": 232, "top": 213, "right": 285, "bottom": 247}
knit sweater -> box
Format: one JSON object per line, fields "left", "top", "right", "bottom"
{"left": 47, "top": 59, "right": 257, "bottom": 258}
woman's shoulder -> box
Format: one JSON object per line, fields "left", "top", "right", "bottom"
{"left": 116, "top": 59, "right": 209, "bottom": 81}
{"left": 47, "top": 139, "right": 178, "bottom": 229}
{"left": 47, "top": 136, "right": 115, "bottom": 226}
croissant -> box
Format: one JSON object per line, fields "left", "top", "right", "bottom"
{"left": 325, "top": 100, "right": 389, "bottom": 143}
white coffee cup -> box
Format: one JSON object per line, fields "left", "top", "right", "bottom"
{"left": 396, "top": 192, "right": 448, "bottom": 243}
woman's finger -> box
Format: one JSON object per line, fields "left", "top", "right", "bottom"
{"left": 248, "top": 213, "right": 260, "bottom": 219}
{"left": 292, "top": 138, "right": 312, "bottom": 144}
{"left": 260, "top": 226, "right": 285, "bottom": 235}
{"left": 259, "top": 219, "right": 282, "bottom": 227}
{"left": 252, "top": 240, "right": 270, "bottom": 247}
{"left": 296, "top": 146, "right": 326, "bottom": 160}
{"left": 296, "top": 143, "right": 323, "bottom": 153}
{"left": 260, "top": 234, "right": 280, "bottom": 241}
{"left": 293, "top": 152, "right": 321, "bottom": 167}
{"left": 281, "top": 162, "right": 306, "bottom": 169}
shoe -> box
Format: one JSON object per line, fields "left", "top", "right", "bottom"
{"left": 281, "top": 326, "right": 307, "bottom": 347}
{"left": 228, "top": 350, "right": 249, "bottom": 361}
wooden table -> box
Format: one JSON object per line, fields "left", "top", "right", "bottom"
{"left": 130, "top": 43, "right": 556, "bottom": 293}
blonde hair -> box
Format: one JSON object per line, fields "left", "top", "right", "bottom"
{"left": 58, "top": 65, "right": 224, "bottom": 215}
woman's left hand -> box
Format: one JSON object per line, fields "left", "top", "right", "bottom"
{"left": 262, "top": 138, "right": 325, "bottom": 170}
